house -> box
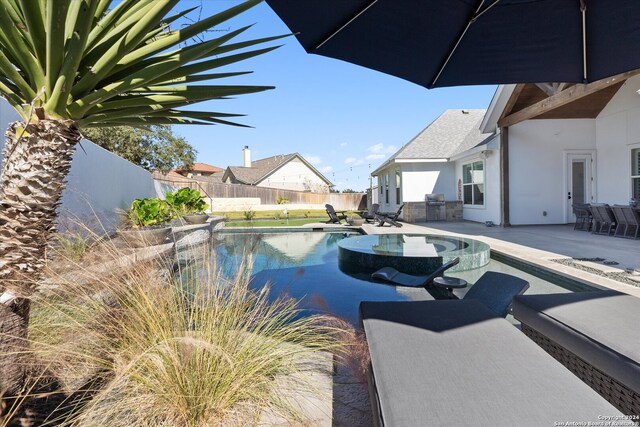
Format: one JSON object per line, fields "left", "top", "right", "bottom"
{"left": 174, "top": 163, "right": 224, "bottom": 179}
{"left": 222, "top": 146, "right": 333, "bottom": 193}
{"left": 373, "top": 72, "right": 640, "bottom": 226}
{"left": 372, "top": 109, "right": 495, "bottom": 222}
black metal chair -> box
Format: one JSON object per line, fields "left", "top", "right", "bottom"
{"left": 572, "top": 203, "right": 592, "bottom": 231}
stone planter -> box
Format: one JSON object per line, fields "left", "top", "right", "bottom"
{"left": 183, "top": 213, "right": 209, "bottom": 224}
{"left": 347, "top": 217, "right": 364, "bottom": 226}
{"left": 118, "top": 227, "right": 171, "bottom": 247}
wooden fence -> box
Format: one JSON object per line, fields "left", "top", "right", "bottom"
{"left": 153, "top": 173, "right": 366, "bottom": 211}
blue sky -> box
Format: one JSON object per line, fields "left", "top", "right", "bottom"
{"left": 172, "top": 1, "right": 497, "bottom": 191}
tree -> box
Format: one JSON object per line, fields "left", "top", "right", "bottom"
{"left": 82, "top": 125, "right": 197, "bottom": 172}
{"left": 0, "top": 0, "right": 283, "bottom": 395}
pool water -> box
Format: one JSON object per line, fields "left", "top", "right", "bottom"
{"left": 213, "top": 231, "right": 583, "bottom": 325}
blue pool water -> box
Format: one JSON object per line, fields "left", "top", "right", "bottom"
{"left": 213, "top": 230, "right": 584, "bottom": 325}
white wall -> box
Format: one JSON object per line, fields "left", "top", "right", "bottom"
{"left": 0, "top": 99, "right": 157, "bottom": 233}
{"left": 258, "top": 158, "right": 329, "bottom": 192}
{"left": 374, "top": 162, "right": 456, "bottom": 213}
{"left": 454, "top": 147, "right": 501, "bottom": 224}
{"left": 508, "top": 119, "right": 596, "bottom": 225}
{"left": 595, "top": 75, "right": 640, "bottom": 204}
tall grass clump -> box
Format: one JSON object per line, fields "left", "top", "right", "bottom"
{"left": 26, "top": 244, "right": 344, "bottom": 426}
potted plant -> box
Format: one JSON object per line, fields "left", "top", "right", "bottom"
{"left": 119, "top": 198, "right": 173, "bottom": 247}
{"left": 165, "top": 188, "right": 209, "bottom": 224}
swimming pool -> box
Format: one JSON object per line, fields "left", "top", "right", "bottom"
{"left": 213, "top": 230, "right": 589, "bottom": 325}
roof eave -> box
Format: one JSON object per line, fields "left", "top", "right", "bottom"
{"left": 480, "top": 85, "right": 516, "bottom": 133}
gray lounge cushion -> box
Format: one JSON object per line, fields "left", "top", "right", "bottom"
{"left": 512, "top": 291, "right": 640, "bottom": 394}
{"left": 360, "top": 299, "right": 621, "bottom": 426}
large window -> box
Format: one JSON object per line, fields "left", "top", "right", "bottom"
{"left": 633, "top": 148, "right": 640, "bottom": 201}
{"left": 462, "top": 160, "right": 485, "bottom": 206}
{"left": 395, "top": 170, "right": 401, "bottom": 204}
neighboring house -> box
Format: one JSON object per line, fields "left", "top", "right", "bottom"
{"left": 373, "top": 72, "right": 640, "bottom": 226}
{"left": 372, "top": 109, "right": 493, "bottom": 220}
{"left": 174, "top": 163, "right": 224, "bottom": 179}
{"left": 222, "top": 146, "right": 333, "bottom": 192}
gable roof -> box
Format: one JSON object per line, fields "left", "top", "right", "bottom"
{"left": 181, "top": 162, "right": 224, "bottom": 173}
{"left": 373, "top": 109, "right": 492, "bottom": 175}
{"left": 223, "top": 153, "right": 333, "bottom": 186}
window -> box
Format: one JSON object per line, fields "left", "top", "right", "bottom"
{"left": 462, "top": 160, "right": 485, "bottom": 206}
{"left": 379, "top": 176, "right": 383, "bottom": 194}
{"left": 633, "top": 148, "right": 640, "bottom": 201}
{"left": 395, "top": 170, "right": 401, "bottom": 204}
{"left": 384, "top": 174, "right": 389, "bottom": 203}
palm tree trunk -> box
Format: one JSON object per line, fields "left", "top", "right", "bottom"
{"left": 0, "top": 119, "right": 80, "bottom": 396}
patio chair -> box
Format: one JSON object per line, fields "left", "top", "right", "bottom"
{"left": 325, "top": 204, "right": 347, "bottom": 224}
{"left": 359, "top": 203, "right": 380, "bottom": 223}
{"left": 457, "top": 271, "right": 529, "bottom": 317}
{"left": 375, "top": 203, "right": 404, "bottom": 227}
{"left": 371, "top": 257, "right": 460, "bottom": 287}
{"left": 612, "top": 204, "right": 640, "bottom": 239}
{"left": 572, "top": 203, "right": 592, "bottom": 231}
{"left": 590, "top": 203, "right": 616, "bottom": 235}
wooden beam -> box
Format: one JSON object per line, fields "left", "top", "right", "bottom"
{"left": 535, "top": 83, "right": 556, "bottom": 97}
{"left": 498, "top": 70, "right": 640, "bottom": 128}
{"left": 500, "top": 127, "right": 510, "bottom": 227}
{"left": 499, "top": 84, "right": 525, "bottom": 121}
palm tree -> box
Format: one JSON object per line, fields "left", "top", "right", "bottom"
{"left": 0, "top": 0, "right": 282, "bottom": 395}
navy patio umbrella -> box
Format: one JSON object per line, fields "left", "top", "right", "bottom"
{"left": 265, "top": 0, "right": 640, "bottom": 88}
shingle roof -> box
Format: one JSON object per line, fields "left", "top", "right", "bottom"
{"left": 225, "top": 153, "right": 297, "bottom": 184}
{"left": 389, "top": 109, "right": 491, "bottom": 161}
{"left": 186, "top": 163, "right": 224, "bottom": 173}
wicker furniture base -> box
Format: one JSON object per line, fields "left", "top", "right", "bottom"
{"left": 521, "top": 323, "right": 640, "bottom": 417}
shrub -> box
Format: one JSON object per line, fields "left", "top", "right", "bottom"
{"left": 243, "top": 209, "right": 255, "bottom": 221}
{"left": 276, "top": 196, "right": 289, "bottom": 205}
{"left": 126, "top": 198, "right": 172, "bottom": 228}
{"left": 165, "top": 188, "right": 208, "bottom": 216}
{"left": 52, "top": 232, "right": 92, "bottom": 262}
{"left": 27, "top": 248, "right": 345, "bottom": 426}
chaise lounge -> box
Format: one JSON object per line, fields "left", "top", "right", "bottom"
{"left": 371, "top": 257, "right": 459, "bottom": 288}
{"left": 360, "top": 299, "right": 623, "bottom": 426}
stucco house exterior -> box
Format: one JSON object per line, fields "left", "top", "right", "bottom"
{"left": 222, "top": 146, "right": 333, "bottom": 193}
{"left": 373, "top": 71, "right": 640, "bottom": 226}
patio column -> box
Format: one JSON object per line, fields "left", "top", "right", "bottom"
{"left": 500, "top": 127, "right": 511, "bottom": 227}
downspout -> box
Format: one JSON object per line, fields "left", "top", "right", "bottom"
{"left": 500, "top": 127, "right": 511, "bottom": 227}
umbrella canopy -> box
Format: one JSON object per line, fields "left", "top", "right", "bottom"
{"left": 265, "top": 0, "right": 640, "bottom": 88}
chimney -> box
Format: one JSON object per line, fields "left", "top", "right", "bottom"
{"left": 242, "top": 145, "right": 251, "bottom": 167}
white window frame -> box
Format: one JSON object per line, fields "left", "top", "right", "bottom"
{"left": 632, "top": 146, "right": 640, "bottom": 201}
{"left": 462, "top": 159, "right": 485, "bottom": 207}
{"left": 395, "top": 170, "right": 401, "bottom": 204}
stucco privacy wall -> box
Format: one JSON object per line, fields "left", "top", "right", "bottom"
{"left": 508, "top": 119, "right": 596, "bottom": 225}
{"left": 595, "top": 75, "right": 640, "bottom": 204}
{"left": 258, "top": 158, "right": 329, "bottom": 192}
{"left": 0, "top": 99, "right": 156, "bottom": 232}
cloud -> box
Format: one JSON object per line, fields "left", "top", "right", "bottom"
{"left": 303, "top": 154, "right": 322, "bottom": 164}
{"left": 319, "top": 166, "right": 333, "bottom": 173}
{"left": 340, "top": 142, "right": 348, "bottom": 148}
{"left": 365, "top": 154, "right": 385, "bottom": 160}
{"left": 345, "top": 157, "right": 365, "bottom": 166}
{"left": 368, "top": 143, "right": 397, "bottom": 154}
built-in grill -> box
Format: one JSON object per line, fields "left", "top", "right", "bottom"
{"left": 425, "top": 193, "right": 446, "bottom": 221}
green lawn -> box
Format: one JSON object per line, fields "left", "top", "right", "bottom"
{"left": 224, "top": 218, "right": 329, "bottom": 227}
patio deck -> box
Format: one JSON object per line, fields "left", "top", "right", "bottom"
{"left": 360, "top": 221, "right": 640, "bottom": 298}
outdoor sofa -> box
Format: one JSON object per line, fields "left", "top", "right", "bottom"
{"left": 512, "top": 291, "right": 640, "bottom": 416}
{"left": 360, "top": 299, "right": 624, "bottom": 426}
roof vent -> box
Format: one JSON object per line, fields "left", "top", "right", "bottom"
{"left": 462, "top": 110, "right": 469, "bottom": 114}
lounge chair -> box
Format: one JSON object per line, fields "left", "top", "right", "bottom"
{"left": 325, "top": 204, "right": 347, "bottom": 224}
{"left": 457, "top": 271, "right": 529, "bottom": 317}
{"left": 590, "top": 203, "right": 616, "bottom": 235}
{"left": 371, "top": 257, "right": 460, "bottom": 287}
{"left": 375, "top": 203, "right": 404, "bottom": 227}
{"left": 572, "top": 202, "right": 592, "bottom": 231}
{"left": 359, "top": 203, "right": 380, "bottom": 223}
{"left": 612, "top": 204, "right": 640, "bottom": 239}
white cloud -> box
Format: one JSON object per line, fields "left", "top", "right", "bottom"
{"left": 368, "top": 143, "right": 397, "bottom": 154}
{"left": 303, "top": 154, "right": 322, "bottom": 165}
{"left": 340, "top": 142, "right": 348, "bottom": 148}
{"left": 345, "top": 157, "right": 365, "bottom": 166}
{"left": 319, "top": 166, "right": 333, "bottom": 173}
{"left": 365, "top": 153, "right": 385, "bottom": 160}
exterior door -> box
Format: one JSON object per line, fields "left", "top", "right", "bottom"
{"left": 566, "top": 153, "right": 592, "bottom": 223}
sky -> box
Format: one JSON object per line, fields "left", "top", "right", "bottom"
{"left": 171, "top": 1, "right": 497, "bottom": 192}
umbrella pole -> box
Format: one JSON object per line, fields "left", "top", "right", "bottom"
{"left": 581, "top": 0, "right": 587, "bottom": 83}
